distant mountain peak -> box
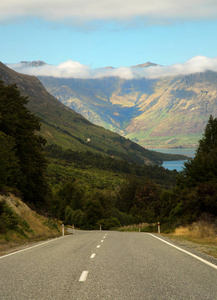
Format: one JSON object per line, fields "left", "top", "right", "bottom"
{"left": 131, "top": 62, "right": 158, "bottom": 68}
{"left": 104, "top": 66, "right": 115, "bottom": 69}
{"left": 20, "top": 60, "right": 46, "bottom": 67}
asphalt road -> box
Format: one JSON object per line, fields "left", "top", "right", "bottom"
{"left": 1, "top": 231, "right": 217, "bottom": 300}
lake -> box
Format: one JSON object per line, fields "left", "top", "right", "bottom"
{"left": 151, "top": 148, "right": 196, "bottom": 172}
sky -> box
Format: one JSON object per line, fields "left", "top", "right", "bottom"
{"left": 1, "top": 0, "right": 217, "bottom": 78}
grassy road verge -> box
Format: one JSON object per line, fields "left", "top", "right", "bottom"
{"left": 0, "top": 194, "right": 62, "bottom": 256}
{"left": 162, "top": 221, "right": 217, "bottom": 258}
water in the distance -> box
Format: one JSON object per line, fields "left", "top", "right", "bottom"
{"left": 153, "top": 148, "right": 196, "bottom": 172}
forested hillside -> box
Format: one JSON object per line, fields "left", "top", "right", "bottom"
{"left": 0, "top": 62, "right": 186, "bottom": 166}
{"left": 0, "top": 79, "right": 177, "bottom": 232}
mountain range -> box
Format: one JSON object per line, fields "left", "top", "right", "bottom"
{"left": 0, "top": 62, "right": 186, "bottom": 165}
{"left": 24, "top": 62, "right": 217, "bottom": 149}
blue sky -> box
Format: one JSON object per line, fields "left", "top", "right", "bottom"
{"left": 1, "top": 0, "right": 217, "bottom": 71}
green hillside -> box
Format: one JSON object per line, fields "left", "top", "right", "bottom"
{"left": 0, "top": 72, "right": 180, "bottom": 233}
{"left": 0, "top": 62, "right": 186, "bottom": 165}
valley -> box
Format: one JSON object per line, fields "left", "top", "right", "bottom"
{"left": 1, "top": 61, "right": 216, "bottom": 241}
{"left": 36, "top": 69, "right": 217, "bottom": 149}
{"left": 0, "top": 61, "right": 187, "bottom": 165}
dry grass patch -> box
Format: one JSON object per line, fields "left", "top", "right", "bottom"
{"left": 164, "top": 220, "right": 217, "bottom": 258}
{"left": 174, "top": 221, "right": 217, "bottom": 243}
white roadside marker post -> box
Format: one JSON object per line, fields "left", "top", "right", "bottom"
{"left": 158, "top": 222, "right": 160, "bottom": 234}
{"left": 62, "top": 224, "right": 64, "bottom": 236}
{"left": 100, "top": 224, "right": 102, "bottom": 231}
{"left": 139, "top": 224, "right": 141, "bottom": 232}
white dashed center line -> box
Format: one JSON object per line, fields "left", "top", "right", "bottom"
{"left": 79, "top": 235, "right": 109, "bottom": 282}
{"left": 79, "top": 271, "right": 89, "bottom": 282}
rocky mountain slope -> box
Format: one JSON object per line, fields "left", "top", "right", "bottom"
{"left": 36, "top": 68, "right": 217, "bottom": 148}
{"left": 0, "top": 62, "right": 185, "bottom": 165}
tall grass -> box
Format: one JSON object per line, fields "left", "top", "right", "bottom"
{"left": 174, "top": 220, "right": 217, "bottom": 243}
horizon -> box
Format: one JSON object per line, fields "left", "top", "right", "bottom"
{"left": 1, "top": 1, "right": 217, "bottom": 70}
{"left": 6, "top": 55, "right": 217, "bottom": 79}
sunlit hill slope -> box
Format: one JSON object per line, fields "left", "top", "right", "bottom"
{"left": 37, "top": 67, "right": 217, "bottom": 148}
{"left": 0, "top": 62, "right": 185, "bottom": 165}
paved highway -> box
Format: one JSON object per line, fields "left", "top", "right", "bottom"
{"left": 1, "top": 231, "right": 217, "bottom": 299}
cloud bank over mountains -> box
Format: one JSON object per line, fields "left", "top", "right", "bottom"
{"left": 1, "top": 0, "right": 217, "bottom": 24}
{"left": 7, "top": 56, "right": 217, "bottom": 80}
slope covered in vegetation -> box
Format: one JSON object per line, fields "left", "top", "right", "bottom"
{"left": 45, "top": 113, "right": 217, "bottom": 231}
{"left": 0, "top": 194, "right": 61, "bottom": 254}
{"left": 0, "top": 62, "right": 186, "bottom": 166}
{"left": 0, "top": 79, "right": 178, "bottom": 231}
{"left": 1, "top": 70, "right": 216, "bottom": 235}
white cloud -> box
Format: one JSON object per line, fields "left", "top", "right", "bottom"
{"left": 1, "top": 0, "right": 217, "bottom": 24}
{"left": 7, "top": 56, "right": 217, "bottom": 80}
{"left": 8, "top": 61, "right": 92, "bottom": 78}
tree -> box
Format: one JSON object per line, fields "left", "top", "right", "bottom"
{"left": 116, "top": 176, "right": 139, "bottom": 213}
{"left": 197, "top": 115, "right": 217, "bottom": 154}
{"left": 50, "top": 179, "right": 84, "bottom": 220}
{"left": 83, "top": 199, "right": 104, "bottom": 229}
{"left": 133, "top": 179, "right": 161, "bottom": 222}
{"left": 0, "top": 80, "right": 48, "bottom": 206}
{"left": 174, "top": 115, "right": 217, "bottom": 220}
{"left": 182, "top": 115, "right": 217, "bottom": 186}
{"left": 0, "top": 132, "right": 20, "bottom": 188}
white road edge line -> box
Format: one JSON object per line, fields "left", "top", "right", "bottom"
{"left": 101, "top": 240, "right": 104, "bottom": 242}
{"left": 97, "top": 245, "right": 100, "bottom": 248}
{"left": 148, "top": 233, "right": 217, "bottom": 270}
{"left": 0, "top": 235, "right": 70, "bottom": 259}
{"left": 79, "top": 271, "right": 89, "bottom": 282}
{"left": 90, "top": 253, "right": 96, "bottom": 258}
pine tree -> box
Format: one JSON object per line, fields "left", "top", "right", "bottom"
{"left": 0, "top": 80, "right": 48, "bottom": 206}
{"left": 183, "top": 115, "right": 217, "bottom": 185}
{"left": 197, "top": 115, "right": 217, "bottom": 154}
{"left": 175, "top": 115, "right": 217, "bottom": 218}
